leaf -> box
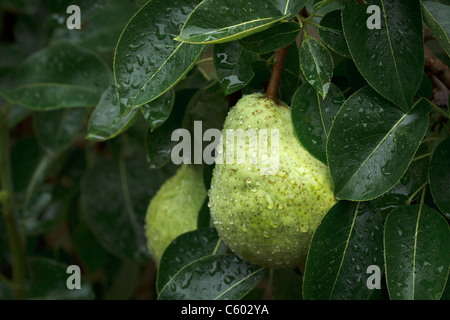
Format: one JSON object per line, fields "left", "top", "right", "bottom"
{"left": 239, "top": 21, "right": 300, "bottom": 54}
{"left": 213, "top": 41, "right": 256, "bottom": 95}
{"left": 176, "top": 0, "right": 308, "bottom": 44}
{"left": 299, "top": 36, "right": 333, "bottom": 98}
{"left": 51, "top": 0, "right": 137, "bottom": 56}
{"left": 429, "top": 137, "right": 450, "bottom": 217}
{"left": 319, "top": 10, "right": 351, "bottom": 58}
{"left": 26, "top": 257, "right": 94, "bottom": 299}
{"left": 81, "top": 157, "right": 162, "bottom": 263}
{"left": 388, "top": 144, "right": 431, "bottom": 199}
{"left": 114, "top": 0, "right": 204, "bottom": 113}
{"left": 157, "top": 228, "right": 227, "bottom": 294}
{"left": 342, "top": 0, "right": 424, "bottom": 112}
{"left": 327, "top": 86, "right": 430, "bottom": 201}
{"left": 141, "top": 89, "right": 175, "bottom": 132}
{"left": 303, "top": 201, "right": 384, "bottom": 300}
{"left": 422, "top": 1, "right": 450, "bottom": 57}
{"left": 384, "top": 205, "right": 450, "bottom": 300}
{"left": 33, "top": 108, "right": 86, "bottom": 153}
{"left": 0, "top": 41, "right": 112, "bottom": 110}
{"left": 416, "top": 73, "right": 433, "bottom": 100}
{"left": 279, "top": 43, "right": 302, "bottom": 104}
{"left": 146, "top": 89, "right": 196, "bottom": 169}
{"left": 158, "top": 254, "right": 266, "bottom": 300}
{"left": 291, "top": 82, "right": 345, "bottom": 164}
{"left": 86, "top": 84, "right": 139, "bottom": 141}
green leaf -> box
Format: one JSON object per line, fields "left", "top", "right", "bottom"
{"left": 327, "top": 86, "right": 430, "bottom": 201}
{"left": 176, "top": 0, "right": 308, "bottom": 44}
{"left": 327, "top": 87, "right": 429, "bottom": 201}
{"left": 81, "top": 157, "right": 162, "bottom": 263}
{"left": 319, "top": 10, "right": 351, "bottom": 58}
{"left": 303, "top": 201, "right": 384, "bottom": 300}
{"left": 422, "top": 1, "right": 450, "bottom": 57}
{"left": 157, "top": 228, "right": 227, "bottom": 294}
{"left": 33, "top": 108, "right": 85, "bottom": 153}
{"left": 158, "top": 254, "right": 266, "bottom": 300}
{"left": 279, "top": 43, "right": 302, "bottom": 104}
{"left": 26, "top": 257, "right": 94, "bottom": 299}
{"left": 146, "top": 89, "right": 196, "bottom": 169}
{"left": 389, "top": 144, "right": 431, "bottom": 199}
{"left": 213, "top": 41, "right": 256, "bottom": 95}
{"left": 299, "top": 36, "right": 334, "bottom": 98}
{"left": 429, "top": 137, "right": 450, "bottom": 217}
{"left": 114, "top": 0, "right": 204, "bottom": 113}
{"left": 291, "top": 82, "right": 345, "bottom": 164}
{"left": 86, "top": 84, "right": 139, "bottom": 141}
{"left": 239, "top": 21, "right": 300, "bottom": 54}
{"left": 342, "top": 0, "right": 424, "bottom": 112}
{"left": 416, "top": 73, "right": 433, "bottom": 100}
{"left": 384, "top": 204, "right": 450, "bottom": 300}
{"left": 51, "top": 0, "right": 137, "bottom": 56}
{"left": 0, "top": 41, "right": 112, "bottom": 110}
{"left": 141, "top": 89, "right": 175, "bottom": 132}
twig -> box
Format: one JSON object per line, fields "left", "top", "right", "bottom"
{"left": 265, "top": 46, "right": 290, "bottom": 104}
{"left": 424, "top": 45, "right": 450, "bottom": 89}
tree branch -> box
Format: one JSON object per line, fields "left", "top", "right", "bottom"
{"left": 424, "top": 45, "right": 450, "bottom": 89}
{"left": 265, "top": 46, "right": 291, "bottom": 104}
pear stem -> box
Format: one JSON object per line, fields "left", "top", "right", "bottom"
{"left": 265, "top": 45, "right": 290, "bottom": 104}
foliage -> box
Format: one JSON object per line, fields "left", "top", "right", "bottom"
{"left": 0, "top": 0, "right": 449, "bottom": 300}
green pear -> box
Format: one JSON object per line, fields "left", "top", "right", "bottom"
{"left": 208, "top": 93, "right": 337, "bottom": 269}
{"left": 145, "top": 164, "right": 206, "bottom": 266}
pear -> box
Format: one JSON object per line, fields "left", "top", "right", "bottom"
{"left": 145, "top": 164, "right": 206, "bottom": 266}
{"left": 208, "top": 93, "right": 337, "bottom": 269}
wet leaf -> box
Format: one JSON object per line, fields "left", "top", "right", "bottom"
{"left": 319, "top": 10, "right": 351, "bottom": 58}
{"left": 327, "top": 86, "right": 430, "bottom": 201}
{"left": 157, "top": 228, "right": 227, "bottom": 294}
{"left": 303, "top": 201, "right": 384, "bottom": 300}
{"left": 299, "top": 36, "right": 333, "bottom": 98}
{"left": 213, "top": 41, "right": 256, "bottom": 95}
{"left": 158, "top": 254, "right": 266, "bottom": 300}
{"left": 384, "top": 204, "right": 450, "bottom": 300}
{"left": 146, "top": 89, "right": 196, "bottom": 169}
{"left": 114, "top": 0, "right": 204, "bottom": 113}
{"left": 422, "top": 1, "right": 450, "bottom": 57}
{"left": 429, "top": 137, "right": 450, "bottom": 217}
{"left": 0, "top": 42, "right": 112, "bottom": 110}
{"left": 239, "top": 21, "right": 300, "bottom": 54}
{"left": 86, "top": 83, "right": 139, "bottom": 141}
{"left": 342, "top": 0, "right": 424, "bottom": 112}
{"left": 176, "top": 0, "right": 308, "bottom": 44}
{"left": 291, "top": 82, "right": 345, "bottom": 164}
{"left": 141, "top": 89, "right": 175, "bottom": 132}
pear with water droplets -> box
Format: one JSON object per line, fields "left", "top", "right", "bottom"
{"left": 145, "top": 164, "right": 206, "bottom": 266}
{"left": 208, "top": 93, "right": 337, "bottom": 269}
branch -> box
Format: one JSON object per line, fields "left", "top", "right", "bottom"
{"left": 424, "top": 45, "right": 450, "bottom": 89}
{"left": 265, "top": 46, "right": 290, "bottom": 104}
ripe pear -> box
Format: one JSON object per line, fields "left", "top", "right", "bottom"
{"left": 208, "top": 93, "right": 337, "bottom": 269}
{"left": 145, "top": 164, "right": 206, "bottom": 266}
